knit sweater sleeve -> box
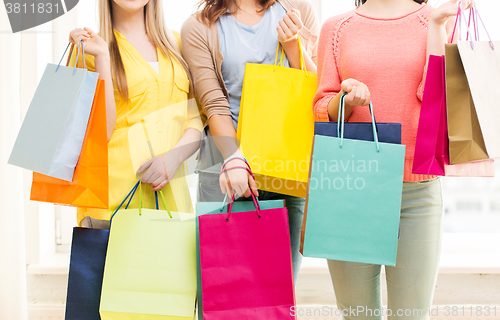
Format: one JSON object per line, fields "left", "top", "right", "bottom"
{"left": 312, "top": 16, "right": 345, "bottom": 122}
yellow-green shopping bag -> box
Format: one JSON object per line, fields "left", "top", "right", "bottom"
{"left": 100, "top": 182, "right": 196, "bottom": 320}
{"left": 237, "top": 39, "right": 317, "bottom": 198}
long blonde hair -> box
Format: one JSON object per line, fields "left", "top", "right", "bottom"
{"left": 99, "top": 0, "right": 191, "bottom": 99}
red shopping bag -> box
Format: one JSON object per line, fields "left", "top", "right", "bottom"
{"left": 198, "top": 195, "right": 296, "bottom": 319}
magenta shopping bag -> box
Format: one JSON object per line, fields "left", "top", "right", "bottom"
{"left": 413, "top": 55, "right": 448, "bottom": 175}
{"left": 198, "top": 195, "right": 296, "bottom": 319}
{"left": 413, "top": 55, "right": 495, "bottom": 177}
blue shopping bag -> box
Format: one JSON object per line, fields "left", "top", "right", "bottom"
{"left": 314, "top": 119, "right": 401, "bottom": 144}
{"left": 65, "top": 227, "right": 109, "bottom": 320}
{"left": 301, "top": 93, "right": 406, "bottom": 266}
{"left": 195, "top": 198, "right": 284, "bottom": 320}
{"left": 64, "top": 182, "right": 139, "bottom": 320}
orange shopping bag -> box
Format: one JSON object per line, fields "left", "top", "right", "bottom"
{"left": 30, "top": 79, "right": 108, "bottom": 208}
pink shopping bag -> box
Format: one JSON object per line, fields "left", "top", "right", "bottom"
{"left": 413, "top": 55, "right": 449, "bottom": 175}
{"left": 445, "top": 159, "right": 495, "bottom": 177}
{"left": 198, "top": 195, "right": 296, "bottom": 319}
{"left": 413, "top": 55, "right": 495, "bottom": 177}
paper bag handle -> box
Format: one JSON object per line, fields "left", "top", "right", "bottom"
{"left": 337, "top": 92, "right": 380, "bottom": 152}
{"left": 56, "top": 41, "right": 86, "bottom": 75}
{"left": 223, "top": 193, "right": 262, "bottom": 222}
{"left": 110, "top": 181, "right": 172, "bottom": 224}
{"left": 274, "top": 37, "right": 308, "bottom": 73}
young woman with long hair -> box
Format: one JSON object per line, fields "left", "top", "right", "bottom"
{"left": 68, "top": 0, "right": 203, "bottom": 228}
{"left": 313, "top": 0, "right": 472, "bottom": 318}
{"left": 181, "top": 0, "right": 320, "bottom": 282}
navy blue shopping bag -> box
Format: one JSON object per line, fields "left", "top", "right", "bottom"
{"left": 65, "top": 182, "right": 140, "bottom": 319}
{"left": 315, "top": 114, "right": 402, "bottom": 144}
{"left": 65, "top": 227, "right": 109, "bottom": 320}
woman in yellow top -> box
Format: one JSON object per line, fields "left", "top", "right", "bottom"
{"left": 69, "top": 0, "right": 203, "bottom": 228}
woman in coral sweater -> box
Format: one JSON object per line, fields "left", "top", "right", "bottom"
{"left": 313, "top": 0, "right": 472, "bottom": 318}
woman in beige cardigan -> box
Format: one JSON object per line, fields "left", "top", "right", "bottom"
{"left": 181, "top": 0, "right": 319, "bottom": 282}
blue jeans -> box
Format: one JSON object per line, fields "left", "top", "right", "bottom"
{"left": 197, "top": 172, "right": 305, "bottom": 284}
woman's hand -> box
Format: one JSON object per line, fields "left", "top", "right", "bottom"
{"left": 137, "top": 152, "right": 181, "bottom": 192}
{"left": 69, "top": 27, "right": 109, "bottom": 58}
{"left": 220, "top": 159, "right": 259, "bottom": 199}
{"left": 341, "top": 79, "right": 371, "bottom": 108}
{"left": 430, "top": 0, "right": 474, "bottom": 26}
{"left": 277, "top": 9, "right": 303, "bottom": 44}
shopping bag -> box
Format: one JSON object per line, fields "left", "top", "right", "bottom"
{"left": 9, "top": 42, "right": 98, "bottom": 181}
{"left": 198, "top": 195, "right": 296, "bottom": 319}
{"left": 314, "top": 122, "right": 401, "bottom": 144}
{"left": 445, "top": 43, "right": 489, "bottom": 164}
{"left": 413, "top": 55, "right": 448, "bottom": 175}
{"left": 30, "top": 78, "right": 108, "bottom": 208}
{"left": 457, "top": 7, "right": 500, "bottom": 159}
{"left": 445, "top": 159, "right": 495, "bottom": 177}
{"left": 301, "top": 94, "right": 406, "bottom": 266}
{"left": 65, "top": 227, "right": 109, "bottom": 320}
{"left": 195, "top": 199, "right": 285, "bottom": 320}
{"left": 100, "top": 182, "right": 196, "bottom": 320}
{"left": 237, "top": 39, "right": 316, "bottom": 198}
{"left": 413, "top": 53, "right": 495, "bottom": 177}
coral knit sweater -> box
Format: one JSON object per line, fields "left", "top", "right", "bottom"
{"left": 313, "top": 4, "right": 438, "bottom": 182}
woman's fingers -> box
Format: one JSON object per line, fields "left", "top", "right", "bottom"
{"left": 279, "top": 20, "right": 294, "bottom": 39}
{"left": 277, "top": 26, "right": 287, "bottom": 41}
{"left": 69, "top": 28, "right": 89, "bottom": 44}
{"left": 248, "top": 174, "right": 259, "bottom": 197}
{"left": 360, "top": 89, "right": 366, "bottom": 106}
{"left": 283, "top": 14, "right": 299, "bottom": 34}
{"left": 287, "top": 11, "right": 303, "bottom": 30}
{"left": 137, "top": 158, "right": 154, "bottom": 175}
{"left": 83, "top": 27, "right": 97, "bottom": 38}
{"left": 364, "top": 90, "right": 371, "bottom": 106}
{"left": 152, "top": 175, "right": 165, "bottom": 188}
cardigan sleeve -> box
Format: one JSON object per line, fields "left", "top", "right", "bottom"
{"left": 313, "top": 18, "right": 342, "bottom": 122}
{"left": 293, "top": 0, "right": 320, "bottom": 64}
{"left": 181, "top": 16, "right": 232, "bottom": 123}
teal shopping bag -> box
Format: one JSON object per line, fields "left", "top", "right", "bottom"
{"left": 301, "top": 94, "right": 406, "bottom": 266}
{"left": 195, "top": 199, "right": 284, "bottom": 320}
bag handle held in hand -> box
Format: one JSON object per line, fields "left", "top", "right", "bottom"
{"left": 451, "top": 2, "right": 494, "bottom": 50}
{"left": 274, "top": 37, "right": 308, "bottom": 73}
{"left": 337, "top": 92, "right": 380, "bottom": 152}
{"left": 110, "top": 181, "right": 172, "bottom": 224}
{"left": 56, "top": 41, "right": 86, "bottom": 74}
{"left": 224, "top": 193, "right": 262, "bottom": 222}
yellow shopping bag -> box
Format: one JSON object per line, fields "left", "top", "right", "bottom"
{"left": 237, "top": 39, "right": 317, "bottom": 197}
{"left": 100, "top": 182, "right": 196, "bottom": 320}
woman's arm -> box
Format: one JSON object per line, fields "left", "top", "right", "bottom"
{"left": 313, "top": 19, "right": 370, "bottom": 122}
{"left": 278, "top": 9, "right": 317, "bottom": 73}
{"left": 181, "top": 17, "right": 258, "bottom": 198}
{"left": 138, "top": 128, "right": 202, "bottom": 191}
{"left": 69, "top": 28, "right": 117, "bottom": 141}
{"left": 427, "top": 0, "right": 473, "bottom": 57}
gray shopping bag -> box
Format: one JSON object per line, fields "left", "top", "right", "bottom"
{"left": 9, "top": 42, "right": 98, "bottom": 181}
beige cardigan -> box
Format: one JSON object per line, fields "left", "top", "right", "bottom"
{"left": 180, "top": 0, "right": 320, "bottom": 122}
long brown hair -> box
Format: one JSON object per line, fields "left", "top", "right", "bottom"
{"left": 198, "top": 0, "right": 276, "bottom": 24}
{"left": 99, "top": 0, "right": 191, "bottom": 99}
{"left": 355, "top": 0, "right": 427, "bottom": 5}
